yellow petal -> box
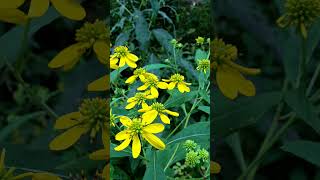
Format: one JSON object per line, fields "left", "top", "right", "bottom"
{"left": 102, "top": 127, "right": 108, "bottom": 148}
{"left": 89, "top": 149, "right": 108, "bottom": 160}
{"left": 216, "top": 65, "right": 240, "bottom": 100}
{"left": 239, "top": 79, "right": 256, "bottom": 97}
{"left": 142, "top": 132, "right": 165, "bottom": 150}
{"left": 143, "top": 123, "right": 164, "bottom": 133}
{"left": 119, "top": 116, "right": 132, "bottom": 127}
{"left": 119, "top": 57, "right": 126, "bottom": 67}
{"left": 115, "top": 130, "right": 130, "bottom": 141}
{"left": 0, "top": 9, "right": 27, "bottom": 24}
{"left": 28, "top": 0, "right": 49, "bottom": 18}
{"left": 137, "top": 84, "right": 149, "bottom": 91}
{"left": 157, "top": 82, "right": 168, "bottom": 89}
{"left": 48, "top": 43, "right": 87, "bottom": 68}
{"left": 114, "top": 138, "right": 131, "bottom": 151}
{"left": 159, "top": 113, "right": 170, "bottom": 124}
{"left": 127, "top": 97, "right": 136, "bottom": 103}
{"left": 177, "top": 83, "right": 190, "bottom": 93}
{"left": 150, "top": 87, "right": 159, "bottom": 98}
{"left": 125, "top": 101, "right": 137, "bottom": 109}
{"left": 125, "top": 75, "right": 138, "bottom": 84}
{"left": 93, "top": 41, "right": 109, "bottom": 64}
{"left": 126, "top": 58, "right": 137, "bottom": 68}
{"left": 12, "top": 172, "right": 33, "bottom": 180}
{"left": 62, "top": 58, "right": 79, "bottom": 71}
{"left": 142, "top": 110, "right": 158, "bottom": 125}
{"left": 210, "top": 161, "right": 221, "bottom": 174}
{"left": 168, "top": 82, "right": 176, "bottom": 90}
{"left": 224, "top": 59, "right": 261, "bottom": 75}
{"left": 88, "top": 75, "right": 109, "bottom": 91}
{"left": 32, "top": 173, "right": 61, "bottom": 180}
{"left": 0, "top": 0, "right": 25, "bottom": 8}
{"left": 50, "top": 0, "right": 86, "bottom": 20}
{"left": 132, "top": 135, "right": 141, "bottom": 158}
{"left": 49, "top": 126, "right": 88, "bottom": 150}
{"left": 54, "top": 112, "right": 81, "bottom": 129}
{"left": 162, "top": 79, "right": 170, "bottom": 82}
{"left": 0, "top": 149, "right": 4, "bottom": 169}
{"left": 127, "top": 53, "right": 139, "bottom": 61}
{"left": 164, "top": 110, "right": 179, "bottom": 117}
{"left": 141, "top": 102, "right": 148, "bottom": 109}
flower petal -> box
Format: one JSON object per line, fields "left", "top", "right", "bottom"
{"left": 168, "top": 82, "right": 176, "bottom": 90}
{"left": 125, "top": 101, "right": 137, "bottom": 109}
{"left": 125, "top": 75, "right": 138, "bottom": 84}
{"left": 28, "top": 0, "right": 49, "bottom": 18}
{"left": 164, "top": 110, "right": 179, "bottom": 117}
{"left": 137, "top": 84, "right": 149, "bottom": 91}
{"left": 54, "top": 112, "right": 81, "bottom": 129}
{"left": 50, "top": 0, "right": 86, "bottom": 20}
{"left": 115, "top": 130, "right": 130, "bottom": 141}
{"left": 119, "top": 57, "right": 126, "bottom": 67}
{"left": 142, "top": 110, "right": 158, "bottom": 125}
{"left": 0, "top": 0, "right": 25, "bottom": 8}
{"left": 216, "top": 65, "right": 240, "bottom": 100}
{"left": 142, "top": 132, "right": 165, "bottom": 150}
{"left": 127, "top": 97, "right": 136, "bottom": 103}
{"left": 150, "top": 87, "right": 159, "bottom": 98}
{"left": 89, "top": 149, "right": 108, "bottom": 160}
{"left": 114, "top": 137, "right": 131, "bottom": 151}
{"left": 157, "top": 82, "right": 168, "bottom": 89}
{"left": 32, "top": 173, "right": 61, "bottom": 180}
{"left": 48, "top": 43, "right": 87, "bottom": 68}
{"left": 126, "top": 58, "right": 137, "bottom": 68}
{"left": 119, "top": 116, "right": 132, "bottom": 127}
{"left": 239, "top": 79, "right": 256, "bottom": 97}
{"left": 127, "top": 53, "right": 139, "bottom": 61}
{"left": 49, "top": 126, "right": 88, "bottom": 150}
{"left": 102, "top": 164, "right": 108, "bottom": 179}
{"left": 143, "top": 123, "right": 164, "bottom": 133}
{"left": 0, "top": 9, "right": 27, "bottom": 24}
{"left": 93, "top": 40, "right": 109, "bottom": 64}
{"left": 132, "top": 135, "right": 141, "bottom": 158}
{"left": 87, "top": 75, "right": 109, "bottom": 91}
{"left": 177, "top": 83, "right": 190, "bottom": 93}
{"left": 159, "top": 113, "right": 170, "bottom": 124}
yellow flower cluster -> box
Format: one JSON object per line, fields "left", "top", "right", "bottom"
{"left": 211, "top": 38, "right": 261, "bottom": 99}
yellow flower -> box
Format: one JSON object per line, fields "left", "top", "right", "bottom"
{"left": 195, "top": 36, "right": 205, "bottom": 44}
{"left": 32, "top": 173, "right": 62, "bottom": 180}
{"left": 137, "top": 76, "right": 168, "bottom": 98}
{"left": 212, "top": 38, "right": 261, "bottom": 100}
{"left": 126, "top": 92, "right": 152, "bottom": 109}
{"left": 0, "top": 0, "right": 28, "bottom": 24}
{"left": 138, "top": 102, "right": 179, "bottom": 124}
{"left": 197, "top": 59, "right": 210, "bottom": 74}
{"left": 87, "top": 75, "right": 109, "bottom": 92}
{"left": 110, "top": 57, "right": 119, "bottom": 70}
{"left": 110, "top": 109, "right": 117, "bottom": 127}
{"left": 48, "top": 20, "right": 109, "bottom": 70}
{"left": 114, "top": 116, "right": 165, "bottom": 158}
{"left": 277, "top": 0, "right": 320, "bottom": 38}
{"left": 110, "top": 46, "right": 139, "bottom": 68}
{"left": 49, "top": 98, "right": 108, "bottom": 150}
{"left": 125, "top": 68, "right": 157, "bottom": 84}
{"left": 210, "top": 161, "right": 221, "bottom": 174}
{"left": 27, "top": 0, "right": 86, "bottom": 20}
{"left": 162, "top": 73, "right": 191, "bottom": 93}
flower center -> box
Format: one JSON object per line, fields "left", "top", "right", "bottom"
{"left": 75, "top": 20, "right": 109, "bottom": 44}
{"left": 211, "top": 38, "right": 237, "bottom": 63}
{"left": 170, "top": 74, "right": 184, "bottom": 82}
{"left": 79, "top": 98, "right": 108, "bottom": 127}
{"left": 286, "top": 0, "right": 320, "bottom": 24}
{"left": 135, "top": 93, "right": 146, "bottom": 102}
{"left": 133, "top": 68, "right": 146, "bottom": 75}
{"left": 129, "top": 119, "right": 143, "bottom": 135}
{"left": 145, "top": 76, "right": 159, "bottom": 87}
{"left": 151, "top": 102, "right": 165, "bottom": 112}
{"left": 114, "top": 46, "right": 129, "bottom": 58}
{"left": 197, "top": 59, "right": 210, "bottom": 71}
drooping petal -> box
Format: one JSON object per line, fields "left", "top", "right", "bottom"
{"left": 114, "top": 138, "right": 131, "bottom": 151}
{"left": 127, "top": 97, "right": 136, "bottom": 103}
{"left": 28, "top": 0, "right": 49, "bottom": 18}
{"left": 164, "top": 110, "right": 179, "bottom": 117}
{"left": 49, "top": 125, "right": 88, "bottom": 150}
{"left": 32, "top": 173, "right": 61, "bottom": 180}
{"left": 168, "top": 82, "right": 177, "bottom": 90}
{"left": 89, "top": 149, "right": 108, "bottom": 160}
{"left": 159, "top": 113, "right": 170, "bottom": 124}
{"left": 141, "top": 102, "right": 148, "bottom": 109}
{"left": 0, "top": 9, "right": 27, "bottom": 24}
{"left": 102, "top": 127, "right": 108, "bottom": 148}
{"left": 110, "top": 57, "right": 119, "bottom": 70}
{"left": 162, "top": 79, "right": 170, "bottom": 82}
{"left": 126, "top": 58, "right": 137, "bottom": 68}
{"left": 54, "top": 112, "right": 81, "bottom": 129}
{"left": 239, "top": 79, "right": 256, "bottom": 97}
{"left": 0, "top": 0, "right": 25, "bottom": 8}
{"left": 125, "top": 101, "right": 137, "bottom": 109}
{"left": 216, "top": 65, "right": 240, "bottom": 100}
{"left": 127, "top": 53, "right": 139, "bottom": 61}
{"left": 132, "top": 135, "right": 141, "bottom": 158}
{"left": 137, "top": 84, "right": 149, "bottom": 91}
{"left": 142, "top": 110, "right": 158, "bottom": 125}
{"left": 50, "top": 0, "right": 86, "bottom": 20}
{"left": 142, "top": 132, "right": 165, "bottom": 150}
{"left": 119, "top": 116, "right": 132, "bottom": 127}
{"left": 157, "top": 82, "right": 168, "bottom": 89}
{"left": 119, "top": 57, "right": 126, "bottom": 67}
{"left": 115, "top": 130, "right": 130, "bottom": 141}
{"left": 177, "top": 83, "right": 190, "bottom": 93}
{"left": 125, "top": 75, "right": 138, "bottom": 84}
{"left": 87, "top": 75, "right": 109, "bottom": 91}
{"left": 48, "top": 43, "right": 87, "bottom": 68}
{"left": 93, "top": 40, "right": 109, "bottom": 64}
{"left": 150, "top": 87, "right": 159, "bottom": 98}
{"left": 12, "top": 172, "right": 34, "bottom": 180}
{"left": 143, "top": 123, "right": 165, "bottom": 133}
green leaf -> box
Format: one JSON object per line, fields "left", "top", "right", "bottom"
{"left": 306, "top": 20, "right": 320, "bottom": 62}
{"left": 281, "top": 140, "right": 320, "bottom": 167}
{"left": 56, "top": 155, "right": 101, "bottom": 171}
{"left": 143, "top": 150, "right": 166, "bottom": 180}
{"left": 198, "top": 106, "right": 210, "bottom": 114}
{"left": 195, "top": 49, "right": 208, "bottom": 61}
{"left": 143, "top": 63, "right": 171, "bottom": 71}
{"left": 0, "top": 112, "right": 45, "bottom": 142}
{"left": 0, "top": 8, "right": 59, "bottom": 62}
{"left": 167, "top": 122, "right": 209, "bottom": 148}
{"left": 164, "top": 90, "right": 197, "bottom": 108}
{"left": 152, "top": 29, "right": 173, "bottom": 54}
{"left": 110, "top": 143, "right": 131, "bottom": 158}
{"left": 285, "top": 89, "right": 320, "bottom": 134}
{"left": 151, "top": 0, "right": 160, "bottom": 13}
{"left": 213, "top": 91, "right": 282, "bottom": 138}
{"left": 111, "top": 66, "right": 128, "bottom": 83}
{"left": 134, "top": 10, "right": 150, "bottom": 50}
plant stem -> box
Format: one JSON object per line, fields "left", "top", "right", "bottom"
{"left": 306, "top": 61, "right": 320, "bottom": 96}
{"left": 226, "top": 133, "right": 247, "bottom": 172}
{"left": 15, "top": 19, "right": 31, "bottom": 73}
{"left": 164, "top": 143, "right": 180, "bottom": 171}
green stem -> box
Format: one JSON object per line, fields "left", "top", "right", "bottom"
{"left": 226, "top": 133, "right": 247, "bottom": 172}
{"left": 295, "top": 38, "right": 307, "bottom": 89}
{"left": 15, "top": 19, "right": 31, "bottom": 73}
{"left": 306, "top": 61, "right": 320, "bottom": 96}
{"left": 164, "top": 143, "right": 180, "bottom": 171}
